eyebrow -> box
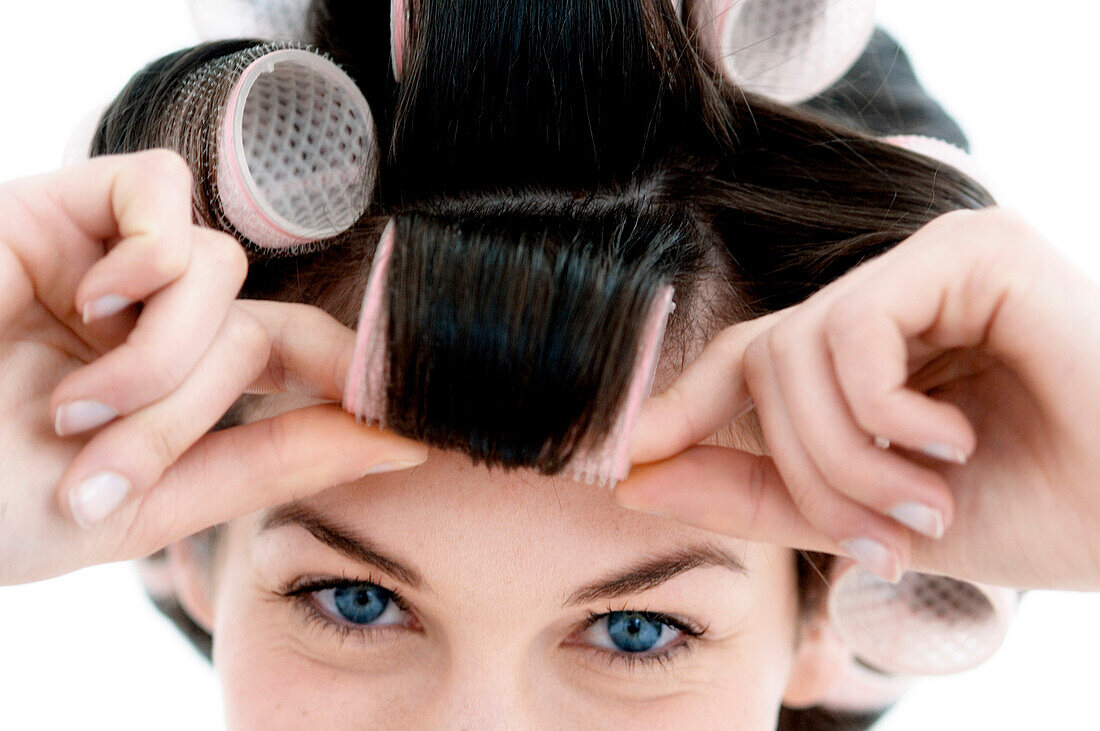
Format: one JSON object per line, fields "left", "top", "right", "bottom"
{"left": 259, "top": 504, "right": 745, "bottom": 605}
{"left": 564, "top": 544, "right": 747, "bottom": 606}
{"left": 259, "top": 503, "right": 426, "bottom": 591}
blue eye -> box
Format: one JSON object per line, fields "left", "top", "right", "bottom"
{"left": 313, "top": 582, "right": 408, "bottom": 626}
{"left": 583, "top": 611, "right": 682, "bottom": 654}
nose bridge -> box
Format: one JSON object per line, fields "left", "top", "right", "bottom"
{"left": 427, "top": 632, "right": 536, "bottom": 730}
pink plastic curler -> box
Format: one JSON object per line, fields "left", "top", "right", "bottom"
{"left": 697, "top": 0, "right": 876, "bottom": 104}
{"left": 343, "top": 220, "right": 677, "bottom": 487}
{"left": 215, "top": 48, "right": 377, "bottom": 250}
{"left": 827, "top": 561, "right": 1019, "bottom": 677}
{"left": 392, "top": 0, "right": 408, "bottom": 81}
{"left": 567, "top": 285, "right": 676, "bottom": 486}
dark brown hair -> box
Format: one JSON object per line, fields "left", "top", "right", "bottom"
{"left": 95, "top": 1, "right": 993, "bottom": 728}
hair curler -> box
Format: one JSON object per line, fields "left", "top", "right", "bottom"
{"left": 114, "top": 43, "right": 378, "bottom": 252}
{"left": 819, "top": 559, "right": 1019, "bottom": 713}
{"left": 343, "top": 219, "right": 677, "bottom": 487}
{"left": 211, "top": 47, "right": 377, "bottom": 250}
{"left": 695, "top": 0, "right": 876, "bottom": 104}
{"left": 392, "top": 0, "right": 408, "bottom": 81}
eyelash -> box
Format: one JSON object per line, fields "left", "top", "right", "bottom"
{"left": 278, "top": 578, "right": 708, "bottom": 672}
{"left": 577, "top": 609, "right": 707, "bottom": 672}
{"left": 280, "top": 575, "right": 417, "bottom": 646}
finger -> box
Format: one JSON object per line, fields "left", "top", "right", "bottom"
{"left": 740, "top": 334, "right": 910, "bottom": 582}
{"left": 233, "top": 299, "right": 356, "bottom": 401}
{"left": 127, "top": 405, "right": 429, "bottom": 554}
{"left": 56, "top": 306, "right": 270, "bottom": 526}
{"left": 70, "top": 150, "right": 195, "bottom": 322}
{"left": 0, "top": 151, "right": 195, "bottom": 325}
{"left": 617, "top": 445, "right": 833, "bottom": 553}
{"left": 767, "top": 309, "right": 955, "bottom": 539}
{"left": 822, "top": 212, "right": 992, "bottom": 462}
{"left": 0, "top": 243, "right": 34, "bottom": 332}
{"left": 630, "top": 308, "right": 791, "bottom": 464}
{"left": 57, "top": 302, "right": 421, "bottom": 528}
{"left": 50, "top": 227, "right": 247, "bottom": 435}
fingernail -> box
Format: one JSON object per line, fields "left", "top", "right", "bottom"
{"left": 83, "top": 295, "right": 133, "bottom": 323}
{"left": 55, "top": 400, "right": 119, "bottom": 436}
{"left": 362, "top": 459, "right": 424, "bottom": 476}
{"left": 840, "top": 537, "right": 901, "bottom": 584}
{"left": 888, "top": 502, "right": 945, "bottom": 539}
{"left": 69, "top": 471, "right": 131, "bottom": 528}
{"left": 922, "top": 442, "right": 968, "bottom": 465}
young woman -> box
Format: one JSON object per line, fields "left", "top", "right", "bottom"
{"left": 2, "top": 1, "right": 1099, "bottom": 728}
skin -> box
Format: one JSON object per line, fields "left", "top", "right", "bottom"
{"left": 171, "top": 396, "right": 842, "bottom": 731}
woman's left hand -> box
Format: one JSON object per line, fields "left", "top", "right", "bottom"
{"left": 616, "top": 207, "right": 1100, "bottom": 590}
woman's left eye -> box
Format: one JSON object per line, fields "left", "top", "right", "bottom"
{"left": 312, "top": 582, "right": 410, "bottom": 627}
{"left": 582, "top": 611, "right": 684, "bottom": 654}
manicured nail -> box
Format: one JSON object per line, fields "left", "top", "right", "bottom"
{"left": 922, "top": 442, "right": 968, "bottom": 465}
{"left": 362, "top": 459, "right": 424, "bottom": 476}
{"left": 69, "top": 471, "right": 131, "bottom": 528}
{"left": 83, "top": 295, "right": 134, "bottom": 323}
{"left": 888, "top": 502, "right": 945, "bottom": 539}
{"left": 55, "top": 400, "right": 119, "bottom": 436}
{"left": 873, "top": 435, "right": 891, "bottom": 450}
{"left": 840, "top": 537, "right": 901, "bottom": 584}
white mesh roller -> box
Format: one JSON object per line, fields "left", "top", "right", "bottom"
{"left": 189, "top": 0, "right": 311, "bottom": 41}
{"left": 698, "top": 0, "right": 876, "bottom": 104}
{"left": 216, "top": 48, "right": 377, "bottom": 249}
{"left": 827, "top": 564, "right": 1019, "bottom": 677}
{"left": 142, "top": 43, "right": 376, "bottom": 251}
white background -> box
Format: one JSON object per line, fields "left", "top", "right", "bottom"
{"left": 1, "top": 1, "right": 1098, "bottom": 729}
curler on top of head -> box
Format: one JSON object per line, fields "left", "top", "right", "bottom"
{"left": 215, "top": 48, "right": 377, "bottom": 250}
{"left": 698, "top": 0, "right": 876, "bottom": 104}
{"left": 93, "top": 41, "right": 377, "bottom": 253}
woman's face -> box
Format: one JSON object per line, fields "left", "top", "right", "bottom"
{"left": 183, "top": 397, "right": 832, "bottom": 729}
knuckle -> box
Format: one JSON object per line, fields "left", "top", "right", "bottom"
{"left": 148, "top": 240, "right": 189, "bottom": 282}
{"left": 785, "top": 475, "right": 832, "bottom": 526}
{"left": 742, "top": 337, "right": 768, "bottom": 386}
{"left": 121, "top": 338, "right": 192, "bottom": 398}
{"left": 256, "top": 414, "right": 294, "bottom": 477}
{"left": 823, "top": 295, "right": 863, "bottom": 344}
{"left": 136, "top": 149, "right": 193, "bottom": 191}
{"left": 230, "top": 308, "right": 273, "bottom": 373}
{"left": 208, "top": 230, "right": 249, "bottom": 287}
{"left": 766, "top": 321, "right": 801, "bottom": 363}
{"left": 138, "top": 419, "right": 186, "bottom": 474}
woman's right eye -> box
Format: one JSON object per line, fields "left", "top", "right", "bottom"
{"left": 312, "top": 582, "right": 410, "bottom": 627}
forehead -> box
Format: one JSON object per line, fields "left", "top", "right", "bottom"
{"left": 244, "top": 391, "right": 765, "bottom": 580}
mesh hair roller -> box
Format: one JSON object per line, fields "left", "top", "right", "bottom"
{"left": 154, "top": 44, "right": 377, "bottom": 252}
{"left": 343, "top": 220, "right": 677, "bottom": 487}
{"left": 696, "top": 0, "right": 876, "bottom": 104}
{"left": 827, "top": 562, "right": 1019, "bottom": 677}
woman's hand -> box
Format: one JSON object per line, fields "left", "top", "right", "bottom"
{"left": 617, "top": 207, "right": 1100, "bottom": 590}
{"left": 0, "top": 151, "right": 427, "bottom": 586}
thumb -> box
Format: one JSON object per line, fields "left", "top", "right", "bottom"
{"left": 630, "top": 308, "right": 792, "bottom": 465}
{"left": 615, "top": 444, "right": 837, "bottom": 555}
{"left": 124, "top": 404, "right": 427, "bottom": 557}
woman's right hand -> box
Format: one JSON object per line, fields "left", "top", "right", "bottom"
{"left": 0, "top": 151, "right": 428, "bottom": 586}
